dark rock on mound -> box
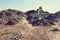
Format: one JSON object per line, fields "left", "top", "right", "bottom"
{"left": 25, "top": 10, "right": 60, "bottom": 26}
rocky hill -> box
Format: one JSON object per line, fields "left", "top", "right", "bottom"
{"left": 0, "top": 9, "right": 60, "bottom": 40}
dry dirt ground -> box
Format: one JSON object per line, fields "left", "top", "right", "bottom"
{"left": 0, "top": 18, "right": 60, "bottom": 40}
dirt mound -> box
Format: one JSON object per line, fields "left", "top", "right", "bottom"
{"left": 0, "top": 9, "right": 60, "bottom": 40}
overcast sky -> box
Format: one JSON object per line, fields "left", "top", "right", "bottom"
{"left": 0, "top": 0, "right": 60, "bottom": 13}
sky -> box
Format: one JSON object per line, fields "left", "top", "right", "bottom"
{"left": 0, "top": 0, "right": 60, "bottom": 13}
